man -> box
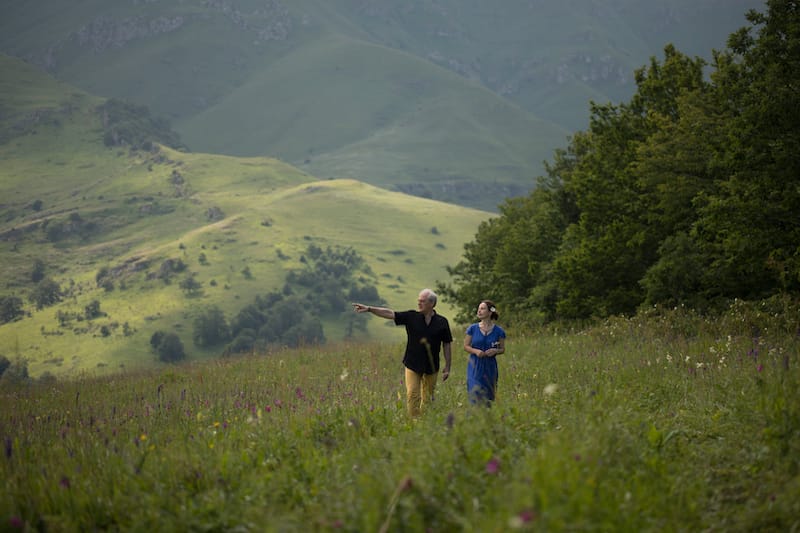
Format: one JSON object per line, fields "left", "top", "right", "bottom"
{"left": 353, "top": 288, "right": 453, "bottom": 417}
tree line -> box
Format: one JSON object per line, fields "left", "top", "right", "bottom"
{"left": 440, "top": 0, "right": 799, "bottom": 324}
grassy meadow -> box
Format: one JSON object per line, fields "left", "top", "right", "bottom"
{"left": 0, "top": 53, "right": 493, "bottom": 378}
{"left": 2, "top": 301, "right": 798, "bottom": 531}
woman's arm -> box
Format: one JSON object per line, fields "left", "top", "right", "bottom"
{"left": 464, "top": 334, "right": 483, "bottom": 357}
{"left": 487, "top": 337, "right": 505, "bottom": 357}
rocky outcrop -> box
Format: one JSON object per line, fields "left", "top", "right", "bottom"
{"left": 74, "top": 15, "right": 186, "bottom": 52}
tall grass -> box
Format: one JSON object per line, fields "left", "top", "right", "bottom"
{"left": 2, "top": 303, "right": 798, "bottom": 531}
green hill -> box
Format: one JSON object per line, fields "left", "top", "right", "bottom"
{"left": 0, "top": 54, "right": 491, "bottom": 379}
{"left": 0, "top": 0, "right": 761, "bottom": 210}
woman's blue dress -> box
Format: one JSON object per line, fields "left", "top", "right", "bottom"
{"left": 466, "top": 323, "right": 506, "bottom": 404}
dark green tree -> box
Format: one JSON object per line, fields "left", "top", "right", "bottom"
{"left": 0, "top": 296, "right": 24, "bottom": 324}
{"left": 179, "top": 275, "right": 203, "bottom": 296}
{"left": 152, "top": 332, "right": 185, "bottom": 363}
{"left": 29, "top": 278, "right": 62, "bottom": 310}
{"left": 31, "top": 259, "right": 46, "bottom": 283}
{"left": 193, "top": 305, "right": 230, "bottom": 347}
{"left": 693, "top": 0, "right": 800, "bottom": 297}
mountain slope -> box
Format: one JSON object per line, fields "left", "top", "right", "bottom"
{"left": 0, "top": 54, "right": 491, "bottom": 379}
{"left": 178, "top": 33, "right": 567, "bottom": 209}
{"left": 0, "top": 0, "right": 761, "bottom": 210}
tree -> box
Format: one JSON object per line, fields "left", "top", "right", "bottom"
{"left": 441, "top": 3, "right": 800, "bottom": 321}
{"left": 179, "top": 275, "right": 203, "bottom": 296}
{"left": 84, "top": 300, "right": 103, "bottom": 320}
{"left": 31, "top": 259, "right": 46, "bottom": 283}
{"left": 151, "top": 331, "right": 186, "bottom": 363}
{"left": 0, "top": 296, "right": 24, "bottom": 324}
{"left": 193, "top": 305, "right": 230, "bottom": 347}
{"left": 693, "top": 0, "right": 800, "bottom": 297}
{"left": 29, "top": 278, "right": 62, "bottom": 310}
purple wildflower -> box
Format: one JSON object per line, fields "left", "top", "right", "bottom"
{"left": 486, "top": 457, "right": 500, "bottom": 474}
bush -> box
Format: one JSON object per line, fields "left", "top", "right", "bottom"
{"left": 29, "top": 278, "right": 62, "bottom": 310}
{"left": 0, "top": 359, "right": 29, "bottom": 386}
{"left": 31, "top": 259, "right": 46, "bottom": 283}
{"left": 0, "top": 296, "right": 24, "bottom": 324}
{"left": 150, "top": 331, "right": 186, "bottom": 363}
{"left": 85, "top": 300, "right": 103, "bottom": 320}
{"left": 193, "top": 305, "right": 230, "bottom": 347}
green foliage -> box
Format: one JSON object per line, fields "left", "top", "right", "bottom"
{"left": 30, "top": 258, "right": 46, "bottom": 283}
{"left": 28, "top": 278, "right": 62, "bottom": 310}
{"left": 157, "top": 258, "right": 187, "bottom": 284}
{"left": 1, "top": 310, "right": 798, "bottom": 530}
{"left": 226, "top": 293, "right": 325, "bottom": 354}
{"left": 0, "top": 358, "right": 29, "bottom": 385}
{"left": 83, "top": 299, "right": 103, "bottom": 320}
{"left": 444, "top": 2, "right": 800, "bottom": 323}
{"left": 221, "top": 242, "right": 382, "bottom": 354}
{"left": 0, "top": 295, "right": 24, "bottom": 324}
{"left": 192, "top": 305, "right": 230, "bottom": 348}
{"left": 42, "top": 212, "right": 97, "bottom": 243}
{"left": 98, "top": 98, "right": 185, "bottom": 151}
{"left": 150, "top": 331, "right": 186, "bottom": 363}
{"left": 178, "top": 275, "right": 203, "bottom": 296}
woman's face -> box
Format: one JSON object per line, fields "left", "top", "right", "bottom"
{"left": 476, "top": 302, "right": 490, "bottom": 319}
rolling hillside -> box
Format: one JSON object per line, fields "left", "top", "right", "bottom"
{"left": 0, "top": 54, "right": 492, "bottom": 379}
{"left": 0, "top": 0, "right": 762, "bottom": 210}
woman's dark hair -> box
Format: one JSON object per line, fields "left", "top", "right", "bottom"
{"left": 482, "top": 300, "right": 499, "bottom": 320}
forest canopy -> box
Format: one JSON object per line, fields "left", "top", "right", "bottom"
{"left": 440, "top": 0, "right": 800, "bottom": 325}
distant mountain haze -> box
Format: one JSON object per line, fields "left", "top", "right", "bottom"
{"left": 0, "top": 0, "right": 762, "bottom": 210}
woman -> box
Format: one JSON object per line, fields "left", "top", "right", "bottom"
{"left": 464, "top": 300, "right": 506, "bottom": 405}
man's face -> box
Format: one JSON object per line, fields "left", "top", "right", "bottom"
{"left": 417, "top": 292, "right": 434, "bottom": 313}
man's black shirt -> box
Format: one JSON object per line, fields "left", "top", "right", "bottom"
{"left": 394, "top": 310, "right": 453, "bottom": 374}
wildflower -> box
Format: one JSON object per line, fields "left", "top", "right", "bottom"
{"left": 340, "top": 369, "right": 349, "bottom": 381}
{"left": 9, "top": 516, "right": 23, "bottom": 529}
{"left": 59, "top": 476, "right": 71, "bottom": 489}
{"left": 445, "top": 412, "right": 455, "bottom": 429}
{"left": 508, "top": 509, "right": 536, "bottom": 529}
{"left": 486, "top": 457, "right": 500, "bottom": 474}
{"left": 139, "top": 434, "right": 148, "bottom": 442}
{"left": 543, "top": 383, "right": 558, "bottom": 396}
{"left": 4, "top": 436, "right": 11, "bottom": 460}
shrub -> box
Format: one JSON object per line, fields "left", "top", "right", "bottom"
{"left": 29, "top": 278, "right": 62, "bottom": 310}
{"left": 193, "top": 305, "right": 230, "bottom": 347}
{"left": 31, "top": 259, "right": 46, "bottom": 283}
{"left": 84, "top": 300, "right": 103, "bottom": 320}
{"left": 150, "top": 331, "right": 186, "bottom": 363}
{"left": 0, "top": 296, "right": 24, "bottom": 324}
